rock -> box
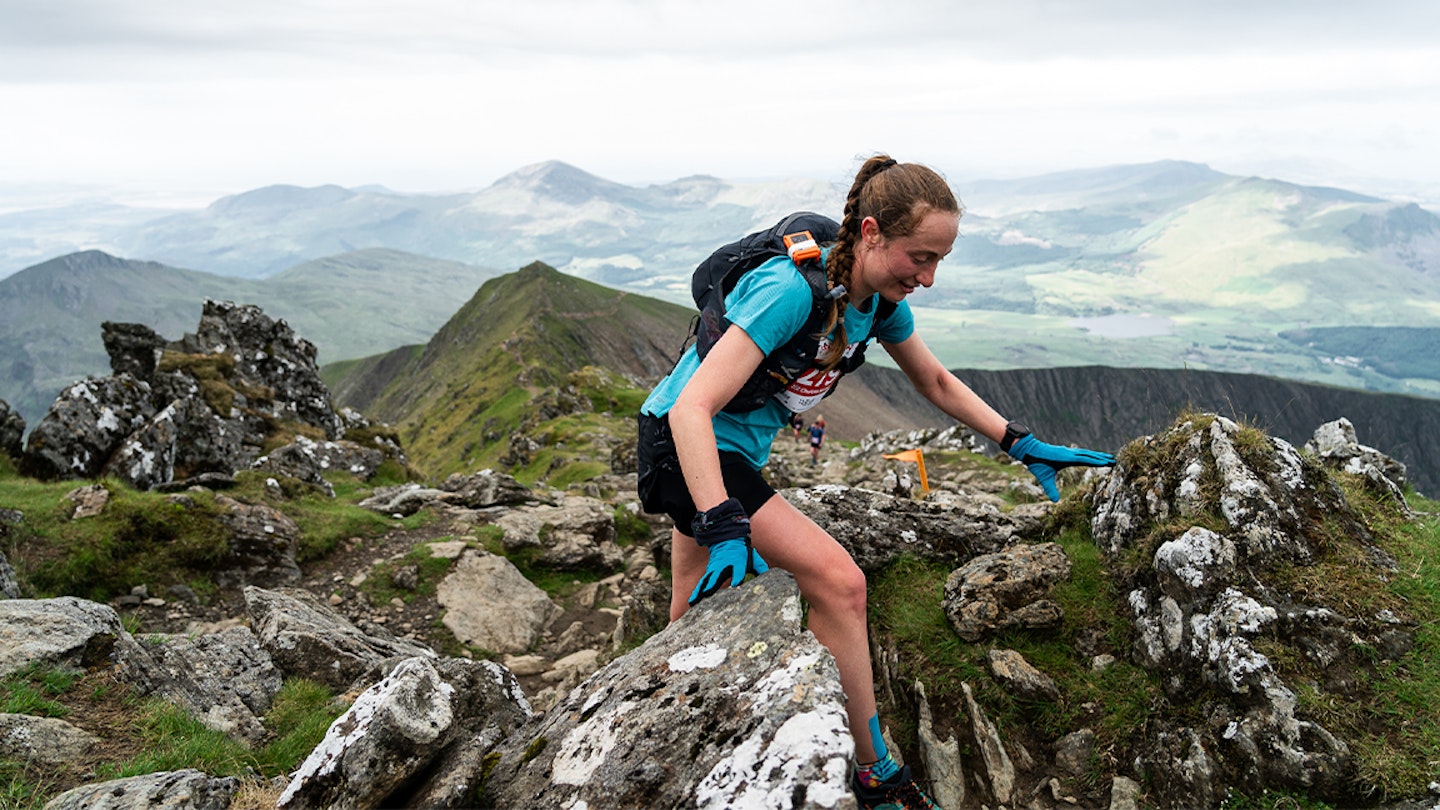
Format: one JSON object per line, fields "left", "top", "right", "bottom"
{"left": 963, "top": 681, "right": 1015, "bottom": 806}
{"left": 42, "top": 768, "right": 237, "bottom": 810}
{"left": 784, "top": 484, "right": 1045, "bottom": 572}
{"left": 987, "top": 648, "right": 1061, "bottom": 702}
{"left": 436, "top": 550, "right": 562, "bottom": 654}
{"left": 101, "top": 402, "right": 179, "bottom": 490}
{"left": 1306, "top": 417, "right": 1408, "bottom": 490}
{"left": 124, "top": 626, "right": 283, "bottom": 745}
{"left": 1093, "top": 414, "right": 1367, "bottom": 804}
{"left": 214, "top": 495, "right": 302, "bottom": 587}
{"left": 943, "top": 542, "right": 1071, "bottom": 641}
{"left": 21, "top": 374, "right": 155, "bottom": 481}
{"left": 64, "top": 483, "right": 110, "bottom": 519}
{"left": 1054, "top": 728, "right": 1096, "bottom": 776}
{"left": 1109, "top": 775, "right": 1143, "bottom": 810}
{"left": 0, "top": 596, "right": 144, "bottom": 679}
{"left": 278, "top": 656, "right": 532, "bottom": 810}
{"left": 358, "top": 484, "right": 452, "bottom": 516}
{"left": 0, "top": 713, "right": 98, "bottom": 765}
{"left": 494, "top": 495, "right": 624, "bottom": 571}
{"left": 179, "top": 300, "right": 342, "bottom": 440}
{"left": 0, "top": 549, "right": 19, "bottom": 598}
{"left": 440, "top": 469, "right": 542, "bottom": 508}
{"left": 915, "top": 680, "right": 964, "bottom": 810}
{"left": 244, "top": 586, "right": 435, "bottom": 691}
{"left": 0, "top": 398, "right": 25, "bottom": 458}
{"left": 612, "top": 578, "right": 670, "bottom": 651}
{"left": 479, "top": 570, "right": 857, "bottom": 809}
{"left": 102, "top": 321, "right": 168, "bottom": 380}
{"left": 254, "top": 435, "right": 387, "bottom": 495}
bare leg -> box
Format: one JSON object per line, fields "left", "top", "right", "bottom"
{"left": 670, "top": 527, "right": 707, "bottom": 622}
{"left": 668, "top": 499, "right": 880, "bottom": 761}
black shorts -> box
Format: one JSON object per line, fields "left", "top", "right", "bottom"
{"left": 636, "top": 412, "right": 776, "bottom": 533}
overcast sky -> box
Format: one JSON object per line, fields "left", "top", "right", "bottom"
{"left": 3, "top": 0, "right": 1438, "bottom": 205}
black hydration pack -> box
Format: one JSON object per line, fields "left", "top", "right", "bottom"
{"left": 687, "top": 212, "right": 893, "bottom": 413}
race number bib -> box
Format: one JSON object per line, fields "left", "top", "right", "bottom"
{"left": 773, "top": 338, "right": 859, "bottom": 412}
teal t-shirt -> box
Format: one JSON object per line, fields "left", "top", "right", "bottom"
{"left": 642, "top": 255, "right": 915, "bottom": 469}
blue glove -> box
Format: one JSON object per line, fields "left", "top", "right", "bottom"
{"left": 688, "top": 497, "right": 769, "bottom": 606}
{"left": 1003, "top": 422, "right": 1115, "bottom": 502}
{"left": 689, "top": 538, "right": 770, "bottom": 606}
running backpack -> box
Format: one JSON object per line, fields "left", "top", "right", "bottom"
{"left": 687, "top": 212, "right": 894, "bottom": 413}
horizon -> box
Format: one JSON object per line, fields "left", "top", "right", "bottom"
{"left": 1, "top": 156, "right": 1434, "bottom": 219}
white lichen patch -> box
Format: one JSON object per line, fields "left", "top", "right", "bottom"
{"left": 668, "top": 644, "right": 728, "bottom": 673}
{"left": 552, "top": 699, "right": 639, "bottom": 786}
{"left": 694, "top": 706, "right": 853, "bottom": 809}
{"left": 747, "top": 652, "right": 824, "bottom": 713}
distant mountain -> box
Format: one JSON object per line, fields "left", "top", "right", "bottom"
{"left": 323, "top": 262, "right": 1440, "bottom": 496}
{"left": 6, "top": 159, "right": 1440, "bottom": 402}
{"left": 0, "top": 248, "right": 503, "bottom": 427}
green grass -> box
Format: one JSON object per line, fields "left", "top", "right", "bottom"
{"left": 102, "top": 678, "right": 344, "bottom": 781}
{"left": 358, "top": 541, "right": 463, "bottom": 605}
{"left": 0, "top": 663, "right": 80, "bottom": 717}
{"left": 0, "top": 472, "right": 229, "bottom": 601}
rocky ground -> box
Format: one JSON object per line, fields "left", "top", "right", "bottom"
{"left": 117, "top": 428, "right": 957, "bottom": 710}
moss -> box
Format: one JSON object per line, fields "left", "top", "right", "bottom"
{"left": 522, "top": 736, "right": 548, "bottom": 763}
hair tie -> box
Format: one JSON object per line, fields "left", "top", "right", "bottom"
{"left": 877, "top": 158, "right": 897, "bottom": 170}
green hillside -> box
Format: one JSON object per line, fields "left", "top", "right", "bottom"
{"left": 335, "top": 262, "right": 694, "bottom": 477}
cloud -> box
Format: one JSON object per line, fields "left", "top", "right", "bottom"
{"left": 0, "top": 0, "right": 1437, "bottom": 198}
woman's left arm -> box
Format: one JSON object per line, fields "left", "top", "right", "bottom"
{"left": 883, "top": 331, "right": 1116, "bottom": 501}
{"left": 882, "top": 331, "right": 1010, "bottom": 443}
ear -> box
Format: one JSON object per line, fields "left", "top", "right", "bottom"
{"left": 859, "top": 216, "right": 882, "bottom": 247}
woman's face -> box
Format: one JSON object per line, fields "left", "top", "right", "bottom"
{"left": 856, "top": 210, "right": 959, "bottom": 303}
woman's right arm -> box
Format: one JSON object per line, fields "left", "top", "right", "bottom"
{"left": 668, "top": 325, "right": 765, "bottom": 514}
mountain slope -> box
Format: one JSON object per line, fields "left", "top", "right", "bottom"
{"left": 856, "top": 361, "right": 1440, "bottom": 497}
{"left": 332, "top": 262, "right": 696, "bottom": 476}
{"left": 0, "top": 250, "right": 258, "bottom": 419}
{"left": 0, "top": 248, "right": 503, "bottom": 427}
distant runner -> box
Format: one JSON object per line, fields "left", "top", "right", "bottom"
{"left": 808, "top": 416, "right": 826, "bottom": 464}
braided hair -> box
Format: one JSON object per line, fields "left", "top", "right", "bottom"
{"left": 816, "top": 154, "right": 961, "bottom": 370}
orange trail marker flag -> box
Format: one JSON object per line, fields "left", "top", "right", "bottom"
{"left": 881, "top": 448, "right": 929, "bottom": 493}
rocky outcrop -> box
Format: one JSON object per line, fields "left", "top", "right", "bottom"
{"left": 1090, "top": 414, "right": 1396, "bottom": 806}
{"left": 244, "top": 586, "right": 436, "bottom": 691}
{"left": 19, "top": 300, "right": 373, "bottom": 492}
{"left": 278, "top": 656, "right": 533, "bottom": 810}
{"left": 478, "top": 570, "right": 857, "bottom": 809}
{"left": 784, "top": 484, "right": 1048, "bottom": 572}
{"left": 0, "top": 398, "right": 24, "bottom": 458}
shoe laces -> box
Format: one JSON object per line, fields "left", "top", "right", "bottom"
{"left": 885, "top": 777, "right": 939, "bottom": 810}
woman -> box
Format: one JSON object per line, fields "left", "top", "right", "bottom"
{"left": 637, "top": 155, "right": 1114, "bottom": 810}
